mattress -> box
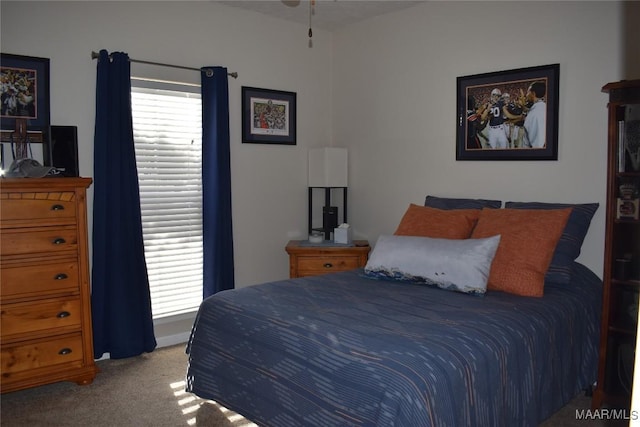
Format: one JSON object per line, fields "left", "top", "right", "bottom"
{"left": 186, "top": 262, "right": 601, "bottom": 426}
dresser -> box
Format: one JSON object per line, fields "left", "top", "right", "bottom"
{"left": 285, "top": 240, "right": 370, "bottom": 278}
{"left": 1, "top": 177, "right": 97, "bottom": 393}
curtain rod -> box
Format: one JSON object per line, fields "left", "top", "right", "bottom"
{"left": 90, "top": 51, "right": 238, "bottom": 79}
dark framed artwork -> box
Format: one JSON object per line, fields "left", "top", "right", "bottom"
{"left": 0, "top": 53, "right": 51, "bottom": 164}
{"left": 456, "top": 64, "right": 559, "bottom": 160}
{"left": 242, "top": 86, "right": 296, "bottom": 145}
{"left": 1, "top": 53, "right": 50, "bottom": 133}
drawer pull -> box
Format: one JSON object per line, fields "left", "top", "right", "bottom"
{"left": 51, "top": 204, "right": 65, "bottom": 211}
{"left": 323, "top": 263, "right": 333, "bottom": 268}
{"left": 58, "top": 348, "right": 72, "bottom": 356}
{"left": 57, "top": 311, "right": 71, "bottom": 319}
{"left": 54, "top": 273, "right": 69, "bottom": 280}
{"left": 52, "top": 238, "right": 67, "bottom": 245}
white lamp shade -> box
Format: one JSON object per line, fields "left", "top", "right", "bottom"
{"left": 308, "top": 147, "right": 348, "bottom": 187}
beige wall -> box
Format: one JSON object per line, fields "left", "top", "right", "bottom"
{"left": 334, "top": 1, "right": 634, "bottom": 278}
{"left": 1, "top": 0, "right": 633, "bottom": 290}
{"left": 1, "top": 1, "right": 334, "bottom": 288}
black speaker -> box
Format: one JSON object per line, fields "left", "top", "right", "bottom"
{"left": 49, "top": 125, "right": 79, "bottom": 177}
{"left": 322, "top": 206, "right": 338, "bottom": 240}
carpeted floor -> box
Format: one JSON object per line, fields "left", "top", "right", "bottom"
{"left": 0, "top": 344, "right": 613, "bottom": 426}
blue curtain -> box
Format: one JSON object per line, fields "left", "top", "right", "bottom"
{"left": 91, "top": 50, "right": 156, "bottom": 359}
{"left": 201, "top": 67, "right": 234, "bottom": 298}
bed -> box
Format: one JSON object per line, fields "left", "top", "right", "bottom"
{"left": 186, "top": 197, "right": 601, "bottom": 426}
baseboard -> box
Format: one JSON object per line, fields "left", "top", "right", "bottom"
{"left": 94, "top": 313, "right": 195, "bottom": 361}
{"left": 155, "top": 331, "right": 190, "bottom": 349}
{"left": 94, "top": 332, "right": 190, "bottom": 361}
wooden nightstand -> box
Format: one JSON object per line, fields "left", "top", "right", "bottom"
{"left": 285, "top": 240, "right": 370, "bottom": 278}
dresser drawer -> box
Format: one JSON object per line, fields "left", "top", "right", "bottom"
{"left": 0, "top": 227, "right": 78, "bottom": 256}
{"left": 1, "top": 298, "right": 82, "bottom": 339}
{"left": 0, "top": 197, "right": 76, "bottom": 223}
{"left": 1, "top": 333, "right": 84, "bottom": 377}
{"left": 297, "top": 256, "right": 362, "bottom": 276}
{"left": 2, "top": 261, "right": 80, "bottom": 300}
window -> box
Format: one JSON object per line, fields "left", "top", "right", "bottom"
{"left": 131, "top": 80, "right": 203, "bottom": 319}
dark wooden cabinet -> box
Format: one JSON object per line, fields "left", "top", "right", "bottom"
{"left": 593, "top": 80, "right": 640, "bottom": 409}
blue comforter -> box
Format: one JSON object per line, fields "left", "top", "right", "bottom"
{"left": 186, "top": 263, "right": 601, "bottom": 426}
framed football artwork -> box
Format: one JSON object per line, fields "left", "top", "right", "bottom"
{"left": 0, "top": 53, "right": 51, "bottom": 165}
{"left": 456, "top": 64, "right": 559, "bottom": 161}
{"left": 241, "top": 86, "right": 296, "bottom": 145}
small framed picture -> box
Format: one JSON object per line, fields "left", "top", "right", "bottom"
{"left": 1, "top": 53, "right": 51, "bottom": 161}
{"left": 241, "top": 86, "right": 296, "bottom": 145}
{"left": 616, "top": 198, "right": 640, "bottom": 220}
{"left": 1, "top": 53, "right": 50, "bottom": 132}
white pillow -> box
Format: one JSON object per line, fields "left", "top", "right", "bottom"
{"left": 364, "top": 234, "right": 501, "bottom": 295}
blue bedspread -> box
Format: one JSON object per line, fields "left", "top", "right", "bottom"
{"left": 186, "top": 263, "right": 601, "bottom": 426}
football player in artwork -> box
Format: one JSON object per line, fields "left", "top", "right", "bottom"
{"left": 502, "top": 92, "right": 525, "bottom": 148}
{"left": 466, "top": 95, "right": 488, "bottom": 150}
{"left": 481, "top": 88, "right": 509, "bottom": 149}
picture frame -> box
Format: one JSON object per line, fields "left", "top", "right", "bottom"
{"left": 242, "top": 86, "right": 296, "bottom": 145}
{"left": 1, "top": 53, "right": 51, "bottom": 167}
{"left": 456, "top": 64, "right": 559, "bottom": 161}
{"left": 1, "top": 53, "right": 51, "bottom": 134}
{"left": 617, "top": 198, "right": 639, "bottom": 220}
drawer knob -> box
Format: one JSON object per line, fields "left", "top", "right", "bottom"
{"left": 52, "top": 238, "right": 66, "bottom": 245}
{"left": 54, "top": 273, "right": 69, "bottom": 280}
{"left": 57, "top": 311, "right": 71, "bottom": 318}
{"left": 51, "top": 204, "right": 65, "bottom": 211}
{"left": 323, "top": 263, "right": 333, "bottom": 268}
{"left": 58, "top": 348, "right": 72, "bottom": 355}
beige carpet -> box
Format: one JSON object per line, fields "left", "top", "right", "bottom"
{"left": 0, "top": 344, "right": 611, "bottom": 426}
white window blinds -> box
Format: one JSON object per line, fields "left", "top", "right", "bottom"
{"left": 131, "top": 83, "right": 203, "bottom": 319}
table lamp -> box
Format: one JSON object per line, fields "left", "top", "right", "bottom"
{"left": 308, "top": 147, "right": 348, "bottom": 241}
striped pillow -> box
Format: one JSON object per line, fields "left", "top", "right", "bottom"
{"left": 424, "top": 195, "right": 502, "bottom": 210}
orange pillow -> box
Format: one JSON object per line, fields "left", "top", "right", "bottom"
{"left": 470, "top": 208, "right": 572, "bottom": 297}
{"left": 394, "top": 204, "right": 480, "bottom": 239}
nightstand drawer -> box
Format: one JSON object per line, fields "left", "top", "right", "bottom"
{"left": 285, "top": 240, "right": 370, "bottom": 278}
{"left": 297, "top": 256, "right": 361, "bottom": 275}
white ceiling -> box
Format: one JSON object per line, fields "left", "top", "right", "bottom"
{"left": 218, "top": 0, "right": 425, "bottom": 31}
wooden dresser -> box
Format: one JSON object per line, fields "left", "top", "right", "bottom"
{"left": 1, "top": 177, "right": 97, "bottom": 393}
{"left": 285, "top": 240, "right": 370, "bottom": 278}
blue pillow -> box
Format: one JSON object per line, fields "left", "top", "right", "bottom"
{"left": 364, "top": 234, "right": 501, "bottom": 295}
{"left": 504, "top": 202, "right": 599, "bottom": 284}
{"left": 425, "top": 195, "right": 502, "bottom": 210}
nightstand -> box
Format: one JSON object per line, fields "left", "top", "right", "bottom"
{"left": 285, "top": 240, "right": 370, "bottom": 278}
